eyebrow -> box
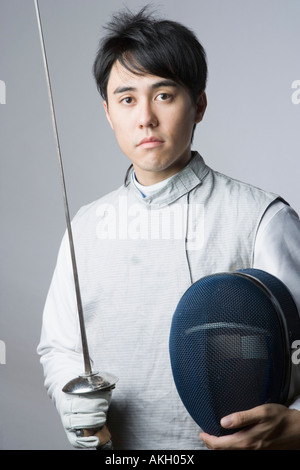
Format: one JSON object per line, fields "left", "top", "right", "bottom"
{"left": 113, "top": 79, "right": 178, "bottom": 95}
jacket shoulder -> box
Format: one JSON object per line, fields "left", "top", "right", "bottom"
{"left": 72, "top": 184, "right": 126, "bottom": 225}
{"left": 210, "top": 168, "right": 280, "bottom": 203}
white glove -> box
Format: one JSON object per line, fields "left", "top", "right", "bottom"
{"left": 59, "top": 390, "right": 112, "bottom": 449}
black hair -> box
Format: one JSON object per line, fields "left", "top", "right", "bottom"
{"left": 93, "top": 6, "right": 208, "bottom": 104}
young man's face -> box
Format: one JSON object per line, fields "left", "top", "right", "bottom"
{"left": 103, "top": 61, "right": 206, "bottom": 185}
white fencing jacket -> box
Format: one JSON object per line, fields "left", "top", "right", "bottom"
{"left": 38, "top": 153, "right": 300, "bottom": 450}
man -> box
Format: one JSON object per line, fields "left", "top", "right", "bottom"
{"left": 37, "top": 7, "right": 300, "bottom": 450}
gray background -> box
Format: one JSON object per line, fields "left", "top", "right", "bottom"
{"left": 0, "top": 0, "right": 299, "bottom": 450}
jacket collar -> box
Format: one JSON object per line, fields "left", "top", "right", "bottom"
{"left": 127, "top": 152, "right": 210, "bottom": 208}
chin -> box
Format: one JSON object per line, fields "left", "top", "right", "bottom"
{"left": 138, "top": 162, "right": 171, "bottom": 174}
{"left": 140, "top": 153, "right": 175, "bottom": 168}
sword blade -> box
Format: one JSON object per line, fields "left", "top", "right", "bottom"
{"left": 34, "top": 0, "right": 92, "bottom": 376}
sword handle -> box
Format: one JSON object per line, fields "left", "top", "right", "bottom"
{"left": 76, "top": 425, "right": 113, "bottom": 449}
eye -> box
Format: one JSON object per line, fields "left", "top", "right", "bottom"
{"left": 120, "top": 96, "right": 134, "bottom": 105}
{"left": 156, "top": 93, "right": 172, "bottom": 102}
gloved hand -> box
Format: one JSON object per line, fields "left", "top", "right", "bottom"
{"left": 59, "top": 390, "right": 112, "bottom": 449}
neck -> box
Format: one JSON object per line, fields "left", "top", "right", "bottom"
{"left": 133, "top": 151, "right": 193, "bottom": 186}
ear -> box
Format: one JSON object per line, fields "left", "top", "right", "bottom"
{"left": 103, "top": 101, "right": 114, "bottom": 130}
{"left": 194, "top": 92, "right": 207, "bottom": 123}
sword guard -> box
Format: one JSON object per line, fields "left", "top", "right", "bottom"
{"left": 62, "top": 371, "right": 118, "bottom": 394}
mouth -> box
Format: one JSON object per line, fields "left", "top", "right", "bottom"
{"left": 137, "top": 136, "right": 165, "bottom": 149}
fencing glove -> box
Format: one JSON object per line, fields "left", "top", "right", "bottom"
{"left": 59, "top": 390, "right": 112, "bottom": 449}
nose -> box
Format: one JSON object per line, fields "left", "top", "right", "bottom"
{"left": 138, "top": 100, "right": 158, "bottom": 129}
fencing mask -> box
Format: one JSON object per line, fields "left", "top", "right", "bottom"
{"left": 169, "top": 268, "right": 300, "bottom": 436}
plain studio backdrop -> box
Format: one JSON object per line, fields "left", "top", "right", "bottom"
{"left": 0, "top": 0, "right": 299, "bottom": 450}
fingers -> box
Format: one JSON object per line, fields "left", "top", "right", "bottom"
{"left": 199, "top": 410, "right": 253, "bottom": 450}
{"left": 76, "top": 426, "right": 113, "bottom": 449}
{"left": 220, "top": 404, "right": 279, "bottom": 430}
{"left": 82, "top": 425, "right": 111, "bottom": 445}
{"left": 199, "top": 428, "right": 259, "bottom": 450}
{"left": 220, "top": 408, "right": 257, "bottom": 430}
{"left": 60, "top": 391, "right": 112, "bottom": 449}
{"left": 60, "top": 391, "right": 110, "bottom": 431}
{"left": 199, "top": 410, "right": 253, "bottom": 451}
{"left": 71, "top": 426, "right": 112, "bottom": 449}
{"left": 199, "top": 404, "right": 289, "bottom": 450}
{"left": 199, "top": 432, "right": 232, "bottom": 450}
{"left": 70, "top": 391, "right": 111, "bottom": 414}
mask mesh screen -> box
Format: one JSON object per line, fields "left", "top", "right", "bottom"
{"left": 169, "top": 271, "right": 292, "bottom": 436}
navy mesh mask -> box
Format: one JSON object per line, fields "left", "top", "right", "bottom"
{"left": 169, "top": 268, "right": 300, "bottom": 436}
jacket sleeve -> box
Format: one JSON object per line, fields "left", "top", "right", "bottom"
{"left": 37, "top": 230, "right": 85, "bottom": 411}
{"left": 254, "top": 200, "right": 300, "bottom": 409}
